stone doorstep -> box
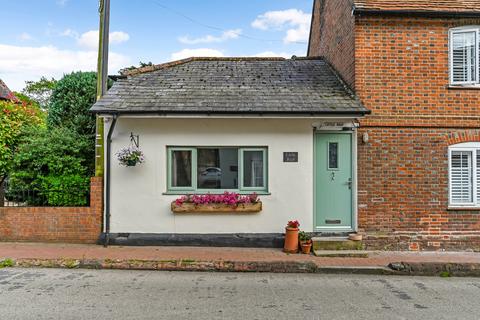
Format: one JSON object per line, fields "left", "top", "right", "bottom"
{"left": 313, "top": 250, "right": 371, "bottom": 258}
{"left": 312, "top": 237, "right": 364, "bottom": 251}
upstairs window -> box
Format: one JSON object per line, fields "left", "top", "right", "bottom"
{"left": 449, "top": 27, "right": 480, "bottom": 85}
{"left": 449, "top": 143, "right": 480, "bottom": 208}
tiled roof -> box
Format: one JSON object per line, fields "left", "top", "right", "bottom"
{"left": 0, "top": 79, "right": 16, "bottom": 101}
{"left": 354, "top": 0, "right": 480, "bottom": 14}
{"left": 91, "top": 57, "right": 368, "bottom": 115}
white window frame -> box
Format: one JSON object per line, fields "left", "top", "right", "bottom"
{"left": 448, "top": 142, "right": 480, "bottom": 208}
{"left": 449, "top": 26, "right": 480, "bottom": 86}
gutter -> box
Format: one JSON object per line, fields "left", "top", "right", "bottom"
{"left": 92, "top": 110, "right": 371, "bottom": 117}
{"left": 353, "top": 8, "right": 480, "bottom": 18}
{"left": 104, "top": 114, "right": 118, "bottom": 247}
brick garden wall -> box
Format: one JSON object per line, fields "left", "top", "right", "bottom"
{"left": 0, "top": 177, "right": 103, "bottom": 244}
{"left": 354, "top": 16, "right": 480, "bottom": 251}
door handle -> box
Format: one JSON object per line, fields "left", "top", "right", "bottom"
{"left": 347, "top": 178, "right": 352, "bottom": 189}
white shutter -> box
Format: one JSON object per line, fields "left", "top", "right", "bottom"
{"left": 477, "top": 151, "right": 480, "bottom": 203}
{"left": 450, "top": 151, "right": 473, "bottom": 204}
{"left": 451, "top": 31, "right": 477, "bottom": 84}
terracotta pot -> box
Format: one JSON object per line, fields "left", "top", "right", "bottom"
{"left": 284, "top": 227, "right": 299, "bottom": 253}
{"left": 349, "top": 233, "right": 363, "bottom": 241}
{"left": 301, "top": 242, "right": 312, "bottom": 254}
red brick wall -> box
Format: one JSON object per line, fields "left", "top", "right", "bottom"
{"left": 356, "top": 17, "right": 480, "bottom": 127}
{"left": 354, "top": 16, "right": 480, "bottom": 250}
{"left": 0, "top": 177, "right": 103, "bottom": 244}
{"left": 308, "top": 0, "right": 356, "bottom": 88}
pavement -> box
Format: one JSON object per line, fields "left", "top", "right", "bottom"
{"left": 1, "top": 242, "right": 480, "bottom": 276}
{"left": 2, "top": 268, "right": 480, "bottom": 319}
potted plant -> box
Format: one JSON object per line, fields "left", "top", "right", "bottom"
{"left": 116, "top": 146, "right": 145, "bottom": 167}
{"left": 298, "top": 231, "right": 312, "bottom": 254}
{"left": 284, "top": 220, "right": 300, "bottom": 253}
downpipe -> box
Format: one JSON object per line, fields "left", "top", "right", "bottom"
{"left": 104, "top": 114, "right": 118, "bottom": 247}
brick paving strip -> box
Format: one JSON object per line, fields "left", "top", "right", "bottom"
{"left": 1, "top": 242, "right": 480, "bottom": 276}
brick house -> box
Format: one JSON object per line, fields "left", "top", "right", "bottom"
{"left": 308, "top": 0, "right": 480, "bottom": 250}
{"left": 90, "top": 1, "right": 479, "bottom": 251}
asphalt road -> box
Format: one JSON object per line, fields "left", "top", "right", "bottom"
{"left": 0, "top": 268, "right": 479, "bottom": 320}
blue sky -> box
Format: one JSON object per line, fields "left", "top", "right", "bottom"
{"left": 0, "top": 0, "right": 313, "bottom": 90}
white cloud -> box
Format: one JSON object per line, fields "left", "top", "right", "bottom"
{"left": 178, "top": 29, "right": 242, "bottom": 45}
{"left": 253, "top": 51, "right": 292, "bottom": 58}
{"left": 77, "top": 30, "right": 130, "bottom": 49}
{"left": 19, "top": 32, "right": 33, "bottom": 41}
{"left": 251, "top": 9, "right": 310, "bottom": 44}
{"left": 56, "top": 0, "right": 68, "bottom": 6}
{"left": 60, "top": 28, "right": 79, "bottom": 38}
{"left": 170, "top": 48, "right": 224, "bottom": 60}
{"left": 0, "top": 44, "right": 130, "bottom": 91}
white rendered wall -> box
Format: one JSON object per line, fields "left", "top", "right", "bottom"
{"left": 108, "top": 118, "right": 318, "bottom": 234}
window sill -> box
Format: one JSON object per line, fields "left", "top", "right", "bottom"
{"left": 448, "top": 85, "right": 480, "bottom": 90}
{"left": 447, "top": 207, "right": 480, "bottom": 211}
{"left": 163, "top": 191, "right": 271, "bottom": 196}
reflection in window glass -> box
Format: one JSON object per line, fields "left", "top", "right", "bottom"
{"left": 328, "top": 142, "right": 338, "bottom": 169}
{"left": 243, "top": 151, "right": 264, "bottom": 188}
{"left": 197, "top": 148, "right": 238, "bottom": 189}
{"left": 171, "top": 150, "right": 192, "bottom": 187}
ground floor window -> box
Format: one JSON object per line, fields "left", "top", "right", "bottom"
{"left": 167, "top": 147, "right": 267, "bottom": 193}
{"left": 449, "top": 142, "right": 480, "bottom": 207}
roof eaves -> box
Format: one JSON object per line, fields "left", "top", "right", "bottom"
{"left": 353, "top": 8, "right": 480, "bottom": 18}
{"left": 92, "top": 109, "right": 371, "bottom": 116}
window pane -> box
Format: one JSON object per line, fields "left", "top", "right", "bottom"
{"left": 450, "top": 151, "right": 473, "bottom": 203}
{"left": 243, "top": 150, "right": 264, "bottom": 188}
{"left": 328, "top": 142, "right": 339, "bottom": 169}
{"left": 171, "top": 150, "right": 192, "bottom": 187}
{"left": 477, "top": 151, "right": 480, "bottom": 203}
{"left": 452, "top": 31, "right": 477, "bottom": 83}
{"left": 197, "top": 148, "right": 238, "bottom": 189}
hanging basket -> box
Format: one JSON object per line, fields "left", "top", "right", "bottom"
{"left": 116, "top": 146, "right": 145, "bottom": 167}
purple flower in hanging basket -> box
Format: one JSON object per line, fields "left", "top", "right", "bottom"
{"left": 116, "top": 146, "right": 145, "bottom": 167}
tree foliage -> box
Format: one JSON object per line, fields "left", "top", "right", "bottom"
{"left": 0, "top": 98, "right": 45, "bottom": 183}
{"left": 22, "top": 77, "right": 57, "bottom": 110}
{"left": 8, "top": 127, "right": 93, "bottom": 206}
{"left": 48, "top": 71, "right": 97, "bottom": 136}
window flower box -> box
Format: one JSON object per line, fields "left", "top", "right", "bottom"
{"left": 171, "top": 192, "right": 262, "bottom": 213}
{"left": 171, "top": 201, "right": 262, "bottom": 213}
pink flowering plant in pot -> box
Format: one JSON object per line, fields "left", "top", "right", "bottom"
{"left": 116, "top": 146, "right": 145, "bottom": 167}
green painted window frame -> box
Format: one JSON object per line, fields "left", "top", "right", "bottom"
{"left": 166, "top": 146, "right": 268, "bottom": 194}
{"left": 167, "top": 147, "right": 197, "bottom": 192}
{"left": 239, "top": 148, "right": 268, "bottom": 192}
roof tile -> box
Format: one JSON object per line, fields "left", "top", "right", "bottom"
{"left": 354, "top": 0, "right": 480, "bottom": 13}
{"left": 92, "top": 57, "right": 368, "bottom": 115}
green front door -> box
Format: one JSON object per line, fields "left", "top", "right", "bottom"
{"left": 315, "top": 132, "right": 353, "bottom": 230}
